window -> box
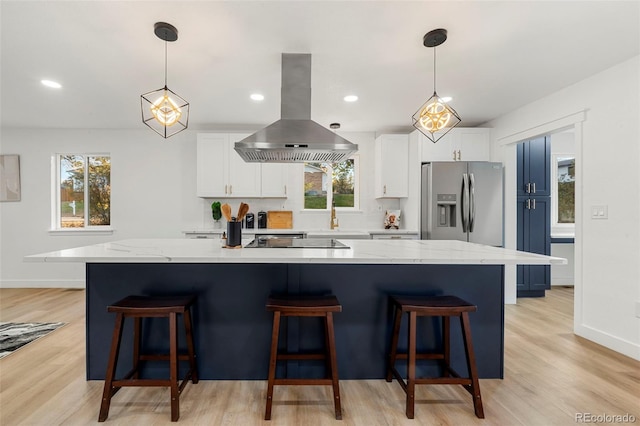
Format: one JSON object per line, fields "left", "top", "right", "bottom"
{"left": 551, "top": 154, "right": 575, "bottom": 232}
{"left": 54, "top": 154, "right": 111, "bottom": 229}
{"left": 303, "top": 157, "right": 359, "bottom": 210}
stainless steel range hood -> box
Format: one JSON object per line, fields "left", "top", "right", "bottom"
{"left": 234, "top": 54, "right": 358, "bottom": 163}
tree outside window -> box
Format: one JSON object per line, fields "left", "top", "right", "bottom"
{"left": 304, "top": 158, "right": 358, "bottom": 210}
{"left": 552, "top": 154, "right": 575, "bottom": 233}
{"left": 58, "top": 154, "right": 111, "bottom": 228}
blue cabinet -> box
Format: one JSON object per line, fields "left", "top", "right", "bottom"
{"left": 517, "top": 137, "right": 551, "bottom": 297}
{"left": 517, "top": 196, "right": 551, "bottom": 297}
{"left": 517, "top": 137, "right": 551, "bottom": 197}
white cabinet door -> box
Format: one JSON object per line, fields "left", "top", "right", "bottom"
{"left": 457, "top": 128, "right": 490, "bottom": 161}
{"left": 197, "top": 133, "right": 228, "bottom": 197}
{"left": 420, "top": 130, "right": 459, "bottom": 162}
{"left": 261, "top": 163, "right": 289, "bottom": 197}
{"left": 227, "top": 133, "right": 261, "bottom": 197}
{"left": 375, "top": 134, "right": 409, "bottom": 198}
{"left": 197, "top": 133, "right": 261, "bottom": 198}
{"left": 420, "top": 128, "right": 490, "bottom": 162}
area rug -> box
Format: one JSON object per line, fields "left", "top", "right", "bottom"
{"left": 0, "top": 322, "right": 66, "bottom": 359}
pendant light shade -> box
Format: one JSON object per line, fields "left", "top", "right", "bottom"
{"left": 412, "top": 29, "right": 461, "bottom": 143}
{"left": 141, "top": 22, "right": 189, "bottom": 138}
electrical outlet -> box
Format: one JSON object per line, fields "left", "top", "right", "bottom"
{"left": 590, "top": 205, "right": 608, "bottom": 219}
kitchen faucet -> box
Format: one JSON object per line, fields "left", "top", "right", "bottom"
{"left": 330, "top": 200, "right": 339, "bottom": 230}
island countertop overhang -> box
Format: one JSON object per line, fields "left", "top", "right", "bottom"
{"left": 25, "top": 238, "right": 566, "bottom": 265}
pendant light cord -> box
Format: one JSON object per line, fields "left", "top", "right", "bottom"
{"left": 433, "top": 46, "right": 437, "bottom": 94}
{"left": 164, "top": 39, "right": 168, "bottom": 88}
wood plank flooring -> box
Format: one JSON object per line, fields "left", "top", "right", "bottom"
{"left": 1, "top": 287, "right": 638, "bottom": 425}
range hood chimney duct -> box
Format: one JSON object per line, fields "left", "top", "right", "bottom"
{"left": 234, "top": 53, "right": 358, "bottom": 163}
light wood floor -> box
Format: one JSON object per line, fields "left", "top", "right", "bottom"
{"left": 1, "top": 287, "right": 638, "bottom": 425}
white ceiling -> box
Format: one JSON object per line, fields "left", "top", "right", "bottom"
{"left": 1, "top": 1, "right": 638, "bottom": 134}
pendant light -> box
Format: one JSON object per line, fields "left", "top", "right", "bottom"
{"left": 412, "top": 28, "right": 461, "bottom": 143}
{"left": 141, "top": 22, "right": 189, "bottom": 138}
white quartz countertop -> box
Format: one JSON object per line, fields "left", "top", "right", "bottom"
{"left": 25, "top": 238, "right": 566, "bottom": 265}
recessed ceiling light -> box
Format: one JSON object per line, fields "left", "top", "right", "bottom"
{"left": 41, "top": 79, "right": 62, "bottom": 89}
{"left": 440, "top": 96, "right": 453, "bottom": 103}
{"left": 250, "top": 93, "right": 265, "bottom": 101}
{"left": 343, "top": 95, "right": 358, "bottom": 102}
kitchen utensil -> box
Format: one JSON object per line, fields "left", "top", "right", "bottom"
{"left": 221, "top": 203, "right": 232, "bottom": 222}
{"left": 226, "top": 221, "right": 242, "bottom": 247}
{"left": 245, "top": 213, "right": 255, "bottom": 229}
{"left": 267, "top": 211, "right": 293, "bottom": 229}
{"left": 237, "top": 202, "right": 249, "bottom": 222}
{"left": 257, "top": 211, "right": 267, "bottom": 228}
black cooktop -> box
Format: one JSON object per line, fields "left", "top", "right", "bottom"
{"left": 245, "top": 237, "right": 349, "bottom": 249}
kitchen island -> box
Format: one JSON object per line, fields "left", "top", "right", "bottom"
{"left": 26, "top": 238, "right": 565, "bottom": 381}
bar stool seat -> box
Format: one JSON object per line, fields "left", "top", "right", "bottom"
{"left": 386, "top": 295, "right": 484, "bottom": 419}
{"left": 265, "top": 295, "right": 342, "bottom": 420}
{"left": 98, "top": 295, "right": 199, "bottom": 422}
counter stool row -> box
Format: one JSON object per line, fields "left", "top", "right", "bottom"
{"left": 97, "top": 293, "right": 484, "bottom": 422}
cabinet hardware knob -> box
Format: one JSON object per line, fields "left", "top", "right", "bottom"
{"left": 526, "top": 182, "right": 531, "bottom": 193}
{"left": 225, "top": 184, "right": 228, "bottom": 194}
{"left": 457, "top": 150, "right": 461, "bottom": 161}
{"left": 383, "top": 185, "right": 386, "bottom": 194}
{"left": 229, "top": 185, "right": 232, "bottom": 194}
{"left": 532, "top": 182, "right": 536, "bottom": 194}
{"left": 532, "top": 198, "right": 536, "bottom": 210}
{"left": 284, "top": 185, "right": 287, "bottom": 195}
{"left": 526, "top": 199, "right": 531, "bottom": 209}
{"left": 452, "top": 150, "right": 456, "bottom": 160}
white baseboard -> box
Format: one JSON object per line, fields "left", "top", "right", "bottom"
{"left": 575, "top": 324, "right": 640, "bottom": 361}
{"left": 0, "top": 279, "right": 85, "bottom": 289}
{"left": 551, "top": 280, "right": 574, "bottom": 286}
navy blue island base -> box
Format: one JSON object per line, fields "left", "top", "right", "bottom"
{"left": 86, "top": 262, "right": 504, "bottom": 381}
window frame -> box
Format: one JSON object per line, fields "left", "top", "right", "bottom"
{"left": 551, "top": 153, "right": 575, "bottom": 236}
{"left": 302, "top": 155, "right": 360, "bottom": 211}
{"left": 51, "top": 153, "right": 113, "bottom": 233}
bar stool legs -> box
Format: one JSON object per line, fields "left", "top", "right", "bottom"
{"left": 386, "top": 295, "right": 484, "bottom": 419}
{"left": 98, "top": 295, "right": 198, "bottom": 422}
{"left": 265, "top": 295, "right": 342, "bottom": 421}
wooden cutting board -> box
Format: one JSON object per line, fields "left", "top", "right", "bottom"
{"left": 267, "top": 211, "right": 293, "bottom": 229}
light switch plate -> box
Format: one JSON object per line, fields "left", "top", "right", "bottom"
{"left": 590, "top": 205, "right": 608, "bottom": 219}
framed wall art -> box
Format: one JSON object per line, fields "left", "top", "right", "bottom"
{"left": 0, "top": 154, "right": 21, "bottom": 202}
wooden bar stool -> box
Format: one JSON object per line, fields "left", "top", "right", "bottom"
{"left": 265, "top": 295, "right": 342, "bottom": 421}
{"left": 386, "top": 295, "right": 484, "bottom": 419}
{"left": 98, "top": 295, "right": 199, "bottom": 422}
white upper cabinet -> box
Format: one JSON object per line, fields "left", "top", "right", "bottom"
{"left": 261, "top": 163, "right": 289, "bottom": 197}
{"left": 420, "top": 128, "right": 490, "bottom": 162}
{"left": 197, "top": 133, "right": 261, "bottom": 198}
{"left": 197, "top": 133, "right": 289, "bottom": 198}
{"left": 375, "top": 134, "right": 409, "bottom": 198}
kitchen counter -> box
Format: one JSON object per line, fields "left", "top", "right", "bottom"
{"left": 26, "top": 238, "right": 564, "bottom": 265}
{"left": 26, "top": 239, "right": 563, "bottom": 382}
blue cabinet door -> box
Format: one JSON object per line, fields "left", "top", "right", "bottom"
{"left": 517, "top": 196, "right": 551, "bottom": 296}
{"left": 517, "top": 137, "right": 551, "bottom": 197}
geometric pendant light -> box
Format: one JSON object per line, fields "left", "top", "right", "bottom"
{"left": 412, "top": 28, "right": 461, "bottom": 143}
{"left": 141, "top": 22, "right": 189, "bottom": 138}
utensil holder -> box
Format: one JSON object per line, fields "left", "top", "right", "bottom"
{"left": 226, "top": 222, "right": 242, "bottom": 247}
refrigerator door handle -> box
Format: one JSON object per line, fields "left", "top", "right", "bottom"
{"left": 461, "top": 173, "right": 469, "bottom": 232}
{"left": 469, "top": 173, "right": 476, "bottom": 232}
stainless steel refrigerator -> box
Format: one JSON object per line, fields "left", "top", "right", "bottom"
{"left": 421, "top": 162, "right": 504, "bottom": 246}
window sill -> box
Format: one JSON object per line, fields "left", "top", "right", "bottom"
{"left": 49, "top": 228, "right": 114, "bottom": 236}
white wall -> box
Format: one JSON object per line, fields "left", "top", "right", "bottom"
{"left": 0, "top": 128, "right": 409, "bottom": 288}
{"left": 487, "top": 56, "right": 640, "bottom": 360}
